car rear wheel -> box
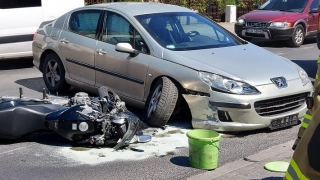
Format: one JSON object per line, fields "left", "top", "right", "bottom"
{"left": 143, "top": 77, "right": 179, "bottom": 127}
{"left": 43, "top": 53, "right": 70, "bottom": 92}
{"left": 287, "top": 24, "right": 305, "bottom": 47}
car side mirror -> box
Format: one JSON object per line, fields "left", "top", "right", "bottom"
{"left": 309, "top": 8, "right": 318, "bottom": 13}
{"left": 115, "top": 43, "right": 139, "bottom": 57}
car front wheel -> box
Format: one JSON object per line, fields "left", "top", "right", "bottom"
{"left": 42, "top": 53, "right": 70, "bottom": 92}
{"left": 143, "top": 77, "right": 179, "bottom": 127}
{"left": 287, "top": 24, "right": 305, "bottom": 47}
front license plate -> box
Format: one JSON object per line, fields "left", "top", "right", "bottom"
{"left": 269, "top": 114, "right": 299, "bottom": 130}
{"left": 246, "top": 28, "right": 264, "bottom": 34}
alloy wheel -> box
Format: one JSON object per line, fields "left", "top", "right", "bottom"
{"left": 45, "top": 59, "right": 61, "bottom": 87}
{"left": 295, "top": 29, "right": 303, "bottom": 44}
{"left": 147, "top": 84, "right": 162, "bottom": 118}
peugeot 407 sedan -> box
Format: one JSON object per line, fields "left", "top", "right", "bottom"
{"left": 32, "top": 2, "right": 313, "bottom": 132}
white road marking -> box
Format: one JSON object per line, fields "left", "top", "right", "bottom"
{"left": 0, "top": 144, "right": 35, "bottom": 155}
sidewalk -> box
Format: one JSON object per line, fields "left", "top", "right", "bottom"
{"left": 218, "top": 22, "right": 235, "bottom": 33}
{"left": 187, "top": 140, "right": 294, "bottom": 180}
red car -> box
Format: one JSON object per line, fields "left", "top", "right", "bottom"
{"left": 234, "top": 0, "right": 319, "bottom": 47}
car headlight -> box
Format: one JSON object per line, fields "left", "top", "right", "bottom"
{"left": 198, "top": 72, "right": 260, "bottom": 95}
{"left": 296, "top": 64, "right": 310, "bottom": 86}
{"left": 237, "top": 18, "right": 245, "bottom": 25}
{"left": 269, "top": 22, "right": 292, "bottom": 28}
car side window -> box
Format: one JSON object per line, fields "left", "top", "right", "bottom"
{"left": 69, "top": 10, "right": 101, "bottom": 39}
{"left": 310, "top": 0, "right": 319, "bottom": 12}
{"left": 102, "top": 12, "right": 149, "bottom": 54}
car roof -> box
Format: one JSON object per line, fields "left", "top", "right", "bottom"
{"left": 86, "top": 2, "right": 194, "bottom": 16}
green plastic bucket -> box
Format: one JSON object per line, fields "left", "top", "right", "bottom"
{"left": 187, "top": 129, "right": 221, "bottom": 170}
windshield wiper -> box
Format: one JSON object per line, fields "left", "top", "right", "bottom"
{"left": 278, "top": 9, "right": 296, "bottom": 12}
{"left": 259, "top": 8, "right": 274, "bottom": 10}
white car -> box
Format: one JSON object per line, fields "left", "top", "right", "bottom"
{"left": 0, "top": 0, "right": 84, "bottom": 60}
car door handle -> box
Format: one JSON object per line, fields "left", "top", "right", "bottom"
{"left": 96, "top": 49, "right": 107, "bottom": 55}
{"left": 60, "top": 38, "right": 69, "bottom": 43}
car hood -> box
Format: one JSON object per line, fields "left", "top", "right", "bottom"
{"left": 240, "top": 10, "right": 302, "bottom": 21}
{"left": 162, "top": 43, "right": 299, "bottom": 86}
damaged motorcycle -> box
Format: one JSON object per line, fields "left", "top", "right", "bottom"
{"left": 0, "top": 86, "right": 151, "bottom": 149}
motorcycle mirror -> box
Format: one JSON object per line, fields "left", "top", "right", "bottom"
{"left": 137, "top": 135, "right": 152, "bottom": 143}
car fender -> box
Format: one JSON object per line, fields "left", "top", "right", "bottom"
{"left": 144, "top": 57, "right": 210, "bottom": 102}
{"left": 293, "top": 19, "right": 308, "bottom": 32}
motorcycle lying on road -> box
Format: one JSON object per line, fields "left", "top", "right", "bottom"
{"left": 0, "top": 86, "right": 151, "bottom": 150}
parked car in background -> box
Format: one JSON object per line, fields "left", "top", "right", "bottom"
{"left": 33, "top": 3, "right": 313, "bottom": 132}
{"left": 235, "top": 0, "right": 319, "bottom": 47}
{"left": 0, "top": 0, "right": 84, "bottom": 60}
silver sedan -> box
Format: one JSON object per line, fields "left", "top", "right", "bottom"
{"left": 32, "top": 2, "right": 313, "bottom": 132}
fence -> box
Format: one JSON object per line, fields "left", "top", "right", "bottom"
{"left": 84, "top": 0, "right": 266, "bottom": 22}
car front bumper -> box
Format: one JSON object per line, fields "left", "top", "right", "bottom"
{"left": 234, "top": 24, "right": 294, "bottom": 40}
{"left": 182, "top": 78, "right": 313, "bottom": 132}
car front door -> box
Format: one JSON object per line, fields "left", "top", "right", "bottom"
{"left": 59, "top": 9, "right": 102, "bottom": 86}
{"left": 307, "top": 0, "right": 319, "bottom": 32}
{"left": 94, "top": 11, "right": 151, "bottom": 101}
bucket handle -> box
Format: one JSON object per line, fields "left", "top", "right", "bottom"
{"left": 211, "top": 139, "right": 220, "bottom": 150}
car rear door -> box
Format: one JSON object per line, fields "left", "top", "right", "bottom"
{"left": 58, "top": 9, "right": 103, "bottom": 86}
{"left": 307, "top": 0, "right": 319, "bottom": 32}
{"left": 94, "top": 10, "right": 152, "bottom": 101}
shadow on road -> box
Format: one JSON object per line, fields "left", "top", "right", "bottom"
{"left": 170, "top": 156, "right": 191, "bottom": 167}
{"left": 15, "top": 77, "right": 47, "bottom": 93}
{"left": 0, "top": 58, "right": 33, "bottom": 70}
{"left": 250, "top": 36, "right": 316, "bottom": 48}
{"left": 254, "top": 177, "right": 283, "bottom": 180}
{"left": 0, "top": 131, "right": 70, "bottom": 147}
{"left": 221, "top": 122, "right": 301, "bottom": 138}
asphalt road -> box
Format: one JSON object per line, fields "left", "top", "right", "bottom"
{"left": 0, "top": 37, "right": 318, "bottom": 180}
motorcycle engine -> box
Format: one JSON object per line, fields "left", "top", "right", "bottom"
{"left": 69, "top": 92, "right": 92, "bottom": 106}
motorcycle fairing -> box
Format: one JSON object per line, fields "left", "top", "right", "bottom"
{"left": 113, "top": 111, "right": 149, "bottom": 150}
{"left": 45, "top": 104, "right": 95, "bottom": 141}
{"left": 0, "top": 104, "right": 66, "bottom": 139}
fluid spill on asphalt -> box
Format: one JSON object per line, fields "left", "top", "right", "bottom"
{"left": 58, "top": 125, "right": 191, "bottom": 165}
{"left": 70, "top": 147, "right": 90, "bottom": 151}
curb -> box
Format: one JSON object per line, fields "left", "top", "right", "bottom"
{"left": 187, "top": 140, "right": 295, "bottom": 180}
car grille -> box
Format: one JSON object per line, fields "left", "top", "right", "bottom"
{"left": 246, "top": 21, "right": 269, "bottom": 28}
{"left": 254, "top": 93, "right": 309, "bottom": 116}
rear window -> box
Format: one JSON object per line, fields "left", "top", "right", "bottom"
{"left": 0, "top": 0, "right": 41, "bottom": 9}
{"left": 69, "top": 10, "right": 101, "bottom": 39}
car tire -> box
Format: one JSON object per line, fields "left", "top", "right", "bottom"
{"left": 42, "top": 53, "right": 70, "bottom": 92}
{"left": 143, "top": 77, "right": 179, "bottom": 127}
{"left": 287, "top": 24, "right": 305, "bottom": 47}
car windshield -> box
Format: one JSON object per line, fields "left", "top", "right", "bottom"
{"left": 258, "top": 0, "right": 308, "bottom": 12}
{"left": 135, "top": 12, "right": 241, "bottom": 51}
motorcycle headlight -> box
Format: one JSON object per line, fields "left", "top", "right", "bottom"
{"left": 269, "top": 22, "right": 292, "bottom": 28}
{"left": 296, "top": 64, "right": 310, "bottom": 86}
{"left": 198, "top": 72, "right": 260, "bottom": 95}
{"left": 237, "top": 18, "right": 245, "bottom": 25}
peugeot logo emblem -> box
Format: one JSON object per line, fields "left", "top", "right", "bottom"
{"left": 271, "top": 77, "right": 287, "bottom": 88}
